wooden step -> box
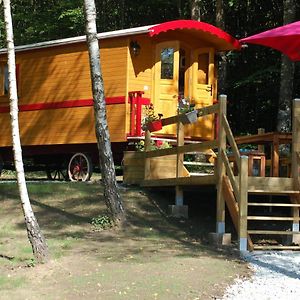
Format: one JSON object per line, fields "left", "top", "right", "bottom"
{"left": 253, "top": 245, "right": 300, "bottom": 250}
{"left": 248, "top": 189, "right": 300, "bottom": 195}
{"left": 248, "top": 216, "right": 300, "bottom": 221}
{"left": 247, "top": 177, "right": 295, "bottom": 193}
{"left": 248, "top": 230, "right": 300, "bottom": 235}
{"left": 248, "top": 202, "right": 300, "bottom": 207}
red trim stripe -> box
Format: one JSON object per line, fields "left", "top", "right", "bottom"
{"left": 0, "top": 96, "right": 126, "bottom": 113}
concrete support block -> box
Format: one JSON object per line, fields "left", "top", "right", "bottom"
{"left": 168, "top": 205, "right": 188, "bottom": 218}
{"left": 283, "top": 223, "right": 300, "bottom": 245}
{"left": 292, "top": 234, "right": 300, "bottom": 245}
{"left": 208, "top": 232, "right": 231, "bottom": 246}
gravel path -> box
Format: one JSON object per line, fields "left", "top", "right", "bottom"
{"left": 222, "top": 251, "right": 300, "bottom": 300}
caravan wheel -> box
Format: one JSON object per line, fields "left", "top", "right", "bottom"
{"left": 68, "top": 153, "right": 92, "bottom": 182}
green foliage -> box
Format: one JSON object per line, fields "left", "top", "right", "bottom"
{"left": 178, "top": 97, "right": 196, "bottom": 114}
{"left": 91, "top": 215, "right": 113, "bottom": 231}
{"left": 26, "top": 258, "right": 36, "bottom": 268}
{"left": 143, "top": 104, "right": 160, "bottom": 124}
{"left": 135, "top": 139, "right": 172, "bottom": 151}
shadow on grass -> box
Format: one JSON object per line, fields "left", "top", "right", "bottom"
{"left": 0, "top": 182, "right": 240, "bottom": 263}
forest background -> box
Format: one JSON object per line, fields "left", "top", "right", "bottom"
{"left": 0, "top": 0, "right": 299, "bottom": 135}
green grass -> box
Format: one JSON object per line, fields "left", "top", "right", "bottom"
{"left": 0, "top": 181, "right": 248, "bottom": 299}
{"left": 0, "top": 275, "right": 25, "bottom": 289}
{"left": 0, "top": 182, "right": 102, "bottom": 265}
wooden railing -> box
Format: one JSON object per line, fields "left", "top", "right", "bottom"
{"left": 142, "top": 95, "right": 251, "bottom": 250}
{"left": 217, "top": 95, "right": 248, "bottom": 250}
{"left": 143, "top": 103, "right": 219, "bottom": 181}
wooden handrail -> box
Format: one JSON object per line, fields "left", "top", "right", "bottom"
{"left": 221, "top": 149, "right": 239, "bottom": 199}
{"left": 161, "top": 103, "right": 219, "bottom": 127}
{"left": 218, "top": 95, "right": 249, "bottom": 250}
{"left": 197, "top": 103, "right": 219, "bottom": 117}
{"left": 222, "top": 113, "right": 241, "bottom": 172}
{"left": 143, "top": 102, "right": 220, "bottom": 182}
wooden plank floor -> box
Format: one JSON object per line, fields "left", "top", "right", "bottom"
{"left": 141, "top": 174, "right": 216, "bottom": 187}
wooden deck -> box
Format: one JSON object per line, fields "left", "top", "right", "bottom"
{"left": 141, "top": 174, "right": 216, "bottom": 187}
{"left": 123, "top": 96, "right": 300, "bottom": 252}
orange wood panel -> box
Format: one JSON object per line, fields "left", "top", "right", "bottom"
{"left": 0, "top": 37, "right": 129, "bottom": 107}
{"left": 0, "top": 104, "right": 127, "bottom": 147}
{"left": 0, "top": 36, "right": 130, "bottom": 149}
{"left": 128, "top": 36, "right": 154, "bottom": 99}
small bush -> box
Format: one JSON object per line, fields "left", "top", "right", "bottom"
{"left": 91, "top": 215, "right": 113, "bottom": 231}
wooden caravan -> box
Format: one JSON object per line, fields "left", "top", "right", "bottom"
{"left": 0, "top": 20, "right": 239, "bottom": 180}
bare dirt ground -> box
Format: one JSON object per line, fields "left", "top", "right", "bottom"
{"left": 0, "top": 182, "right": 249, "bottom": 299}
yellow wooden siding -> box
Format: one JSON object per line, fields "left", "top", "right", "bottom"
{"left": 0, "top": 37, "right": 129, "bottom": 147}
{"left": 128, "top": 36, "right": 153, "bottom": 98}
{"left": 11, "top": 40, "right": 128, "bottom": 105}
{"left": 0, "top": 104, "right": 126, "bottom": 146}
{"left": 127, "top": 36, "right": 154, "bottom": 133}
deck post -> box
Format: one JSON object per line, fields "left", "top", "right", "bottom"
{"left": 291, "top": 99, "right": 300, "bottom": 242}
{"left": 176, "top": 120, "right": 185, "bottom": 178}
{"left": 175, "top": 186, "right": 184, "bottom": 206}
{"left": 239, "top": 156, "right": 248, "bottom": 251}
{"left": 144, "top": 129, "right": 152, "bottom": 180}
{"left": 272, "top": 134, "right": 280, "bottom": 177}
{"left": 216, "top": 94, "right": 227, "bottom": 234}
{"left": 175, "top": 120, "right": 185, "bottom": 206}
{"left": 292, "top": 99, "right": 300, "bottom": 187}
{"left": 291, "top": 204, "right": 300, "bottom": 244}
{"left": 170, "top": 119, "right": 188, "bottom": 218}
{"left": 257, "top": 128, "right": 265, "bottom": 153}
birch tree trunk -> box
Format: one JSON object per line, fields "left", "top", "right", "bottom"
{"left": 191, "top": 0, "right": 201, "bottom": 21}
{"left": 83, "top": 0, "right": 125, "bottom": 225}
{"left": 2, "top": 0, "right": 49, "bottom": 263}
{"left": 277, "top": 0, "right": 295, "bottom": 132}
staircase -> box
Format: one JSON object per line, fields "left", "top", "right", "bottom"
{"left": 217, "top": 96, "right": 300, "bottom": 251}
{"left": 223, "top": 176, "right": 300, "bottom": 250}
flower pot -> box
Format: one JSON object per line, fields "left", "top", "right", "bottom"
{"left": 147, "top": 120, "right": 162, "bottom": 132}
{"left": 180, "top": 110, "right": 198, "bottom": 124}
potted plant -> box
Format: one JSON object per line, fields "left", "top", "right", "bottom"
{"left": 142, "top": 104, "right": 163, "bottom": 132}
{"left": 178, "top": 97, "right": 198, "bottom": 124}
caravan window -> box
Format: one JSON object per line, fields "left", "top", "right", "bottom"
{"left": 197, "top": 53, "right": 209, "bottom": 84}
{"left": 0, "top": 64, "right": 8, "bottom": 96}
{"left": 161, "top": 48, "right": 174, "bottom": 79}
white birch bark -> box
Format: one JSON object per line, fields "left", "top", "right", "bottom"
{"left": 2, "top": 0, "right": 48, "bottom": 263}
{"left": 191, "top": 0, "right": 201, "bottom": 21}
{"left": 83, "top": 0, "right": 125, "bottom": 225}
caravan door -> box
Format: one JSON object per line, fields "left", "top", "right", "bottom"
{"left": 190, "top": 48, "right": 215, "bottom": 139}
{"left": 154, "top": 41, "right": 180, "bottom": 134}
{"left": 192, "top": 47, "right": 214, "bottom": 107}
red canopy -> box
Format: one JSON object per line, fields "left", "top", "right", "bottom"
{"left": 240, "top": 21, "right": 300, "bottom": 61}
{"left": 149, "top": 20, "right": 240, "bottom": 51}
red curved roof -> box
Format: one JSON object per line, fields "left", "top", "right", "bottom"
{"left": 149, "top": 20, "right": 240, "bottom": 51}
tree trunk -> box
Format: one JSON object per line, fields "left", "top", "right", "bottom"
{"left": 216, "top": 0, "right": 225, "bottom": 29}
{"left": 215, "top": 0, "right": 227, "bottom": 94}
{"left": 191, "top": 0, "right": 201, "bottom": 21}
{"left": 83, "top": 0, "right": 125, "bottom": 225}
{"left": 2, "top": 0, "right": 49, "bottom": 263}
{"left": 277, "top": 0, "right": 295, "bottom": 132}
